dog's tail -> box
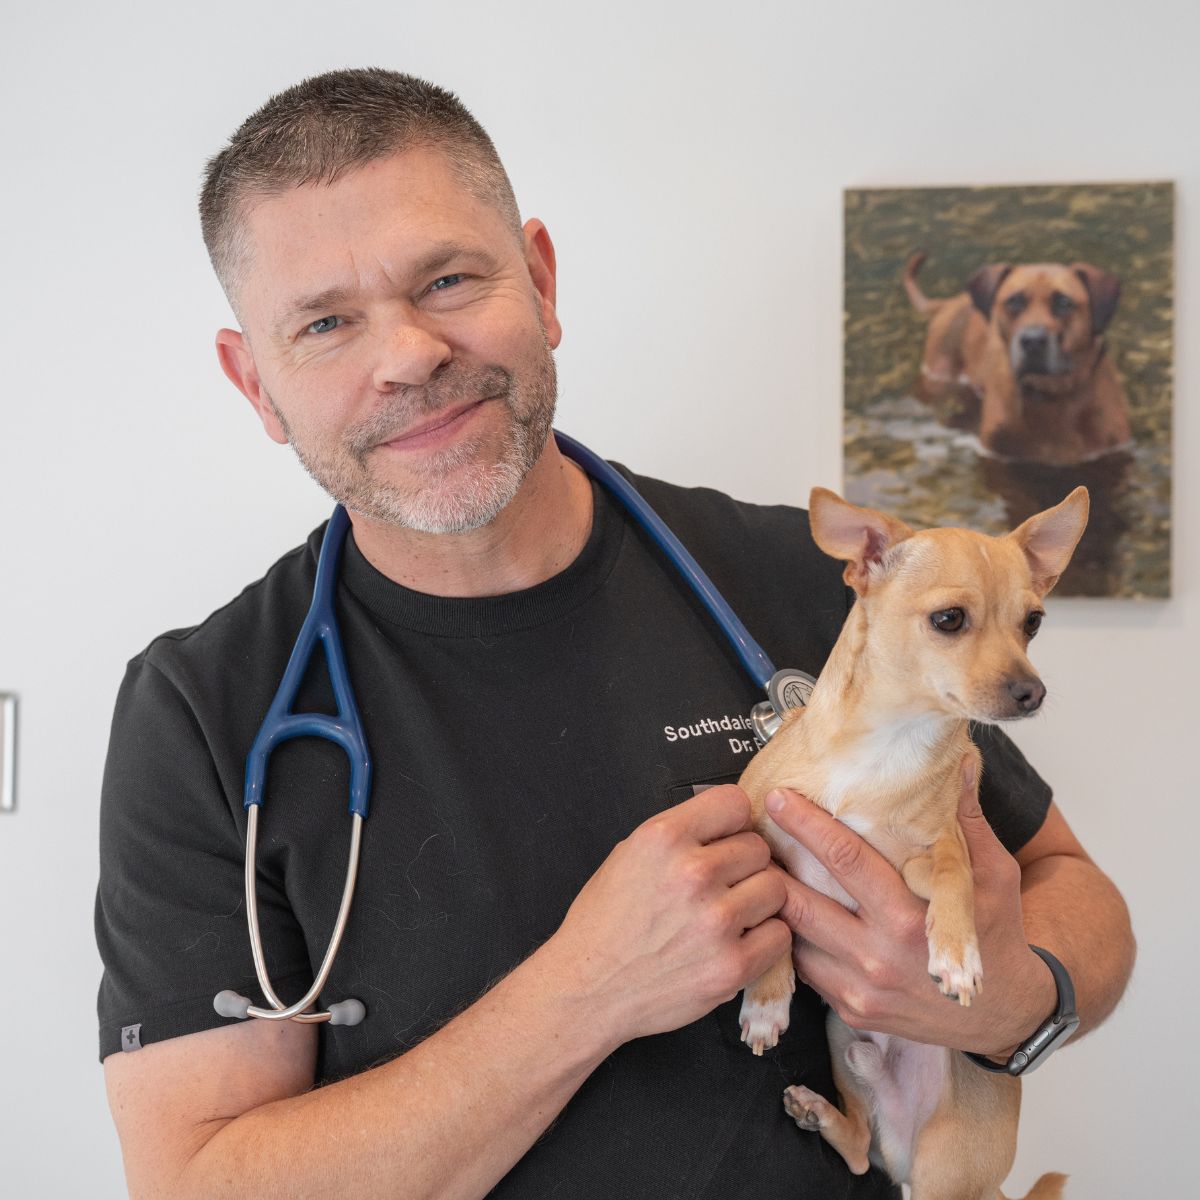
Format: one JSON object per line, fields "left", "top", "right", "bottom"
{"left": 1002, "top": 1171, "right": 1069, "bottom": 1200}
{"left": 902, "top": 250, "right": 946, "bottom": 315}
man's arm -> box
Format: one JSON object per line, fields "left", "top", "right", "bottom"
{"left": 763, "top": 769, "right": 1134, "bottom": 1057}
{"left": 104, "top": 786, "right": 790, "bottom": 1200}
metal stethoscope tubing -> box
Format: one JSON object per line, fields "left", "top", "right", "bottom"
{"left": 213, "top": 808, "right": 366, "bottom": 1025}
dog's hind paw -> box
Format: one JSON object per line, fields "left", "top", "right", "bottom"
{"left": 783, "top": 1084, "right": 829, "bottom": 1130}
{"left": 928, "top": 939, "right": 983, "bottom": 1007}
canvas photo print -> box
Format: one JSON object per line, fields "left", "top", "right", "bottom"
{"left": 843, "top": 181, "right": 1173, "bottom": 598}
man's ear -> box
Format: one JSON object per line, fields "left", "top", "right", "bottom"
{"left": 522, "top": 218, "right": 562, "bottom": 350}
{"left": 215, "top": 328, "right": 288, "bottom": 444}
{"left": 1007, "top": 486, "right": 1090, "bottom": 596}
{"left": 809, "top": 488, "right": 914, "bottom": 595}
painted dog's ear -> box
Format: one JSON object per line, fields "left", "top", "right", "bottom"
{"left": 809, "top": 488, "right": 914, "bottom": 596}
{"left": 1007, "top": 486, "right": 1090, "bottom": 597}
{"left": 966, "top": 263, "right": 1013, "bottom": 319}
{"left": 1072, "top": 263, "right": 1122, "bottom": 335}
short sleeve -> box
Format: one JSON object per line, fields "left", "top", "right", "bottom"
{"left": 972, "top": 723, "right": 1053, "bottom": 854}
{"left": 95, "top": 653, "right": 312, "bottom": 1060}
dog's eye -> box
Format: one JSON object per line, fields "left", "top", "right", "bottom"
{"left": 1003, "top": 293, "right": 1027, "bottom": 316}
{"left": 1024, "top": 610, "right": 1044, "bottom": 637}
{"left": 1050, "top": 292, "right": 1076, "bottom": 317}
{"left": 930, "top": 608, "right": 965, "bottom": 633}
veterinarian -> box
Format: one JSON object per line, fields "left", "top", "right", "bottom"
{"left": 96, "top": 69, "right": 1135, "bottom": 1199}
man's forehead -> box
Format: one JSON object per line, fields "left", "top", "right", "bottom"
{"left": 234, "top": 150, "right": 513, "bottom": 330}
{"left": 244, "top": 151, "right": 498, "bottom": 253}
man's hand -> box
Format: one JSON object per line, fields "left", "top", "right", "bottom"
{"left": 544, "top": 785, "right": 792, "bottom": 1045}
{"left": 764, "top": 767, "right": 1056, "bottom": 1056}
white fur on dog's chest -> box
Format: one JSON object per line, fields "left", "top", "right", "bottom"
{"left": 820, "top": 714, "right": 952, "bottom": 814}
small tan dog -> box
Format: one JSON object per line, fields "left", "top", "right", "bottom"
{"left": 904, "top": 251, "right": 1132, "bottom": 466}
{"left": 737, "top": 486, "right": 1089, "bottom": 1199}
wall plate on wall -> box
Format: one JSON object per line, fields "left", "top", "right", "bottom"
{"left": 1, "top": 693, "right": 16, "bottom": 812}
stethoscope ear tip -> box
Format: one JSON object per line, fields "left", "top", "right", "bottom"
{"left": 214, "top": 990, "right": 253, "bottom": 1020}
{"left": 328, "top": 998, "right": 367, "bottom": 1026}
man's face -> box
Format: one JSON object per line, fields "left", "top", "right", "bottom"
{"left": 220, "top": 147, "right": 561, "bottom": 534}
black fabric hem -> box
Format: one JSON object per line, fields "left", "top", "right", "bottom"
{"left": 98, "top": 966, "right": 315, "bottom": 1062}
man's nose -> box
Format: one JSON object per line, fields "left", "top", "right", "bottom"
{"left": 371, "top": 319, "right": 452, "bottom": 391}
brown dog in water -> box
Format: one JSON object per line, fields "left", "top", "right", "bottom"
{"left": 904, "top": 252, "right": 1132, "bottom": 466}
{"left": 737, "top": 485, "right": 1088, "bottom": 1199}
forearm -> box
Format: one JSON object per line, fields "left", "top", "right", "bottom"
{"left": 178, "top": 940, "right": 615, "bottom": 1200}
{"left": 1019, "top": 851, "right": 1135, "bottom": 1039}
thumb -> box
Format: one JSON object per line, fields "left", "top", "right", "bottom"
{"left": 956, "top": 754, "right": 999, "bottom": 860}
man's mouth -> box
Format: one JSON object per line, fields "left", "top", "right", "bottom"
{"left": 377, "top": 398, "right": 493, "bottom": 451}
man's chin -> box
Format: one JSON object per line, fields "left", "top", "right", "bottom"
{"left": 350, "top": 459, "right": 526, "bottom": 534}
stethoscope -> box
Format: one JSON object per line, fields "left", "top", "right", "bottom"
{"left": 213, "top": 431, "right": 814, "bottom": 1027}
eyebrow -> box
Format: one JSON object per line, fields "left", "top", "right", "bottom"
{"left": 271, "top": 242, "right": 501, "bottom": 338}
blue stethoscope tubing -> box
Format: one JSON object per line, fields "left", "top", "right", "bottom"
{"left": 214, "top": 431, "right": 779, "bottom": 1027}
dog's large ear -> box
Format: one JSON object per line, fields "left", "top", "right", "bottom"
{"left": 809, "top": 488, "right": 914, "bottom": 596}
{"left": 1072, "top": 263, "right": 1121, "bottom": 335}
{"left": 1007, "top": 486, "right": 1090, "bottom": 597}
{"left": 967, "top": 263, "right": 1013, "bottom": 319}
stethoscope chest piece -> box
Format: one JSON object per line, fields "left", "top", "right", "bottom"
{"left": 751, "top": 668, "right": 818, "bottom": 748}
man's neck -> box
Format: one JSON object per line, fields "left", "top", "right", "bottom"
{"left": 347, "top": 442, "right": 595, "bottom": 598}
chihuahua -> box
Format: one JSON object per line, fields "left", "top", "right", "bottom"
{"left": 737, "top": 486, "right": 1088, "bottom": 1200}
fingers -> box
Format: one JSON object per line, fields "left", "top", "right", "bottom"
{"left": 704, "top": 830, "right": 772, "bottom": 886}
{"left": 954, "top": 753, "right": 1013, "bottom": 879}
{"left": 725, "top": 863, "right": 788, "bottom": 931}
{"left": 663, "top": 784, "right": 753, "bottom": 844}
{"left": 738, "top": 916, "right": 793, "bottom": 978}
{"left": 765, "top": 788, "right": 907, "bottom": 917}
{"left": 772, "top": 867, "right": 861, "bottom": 952}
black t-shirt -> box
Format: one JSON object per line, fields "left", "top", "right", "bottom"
{"left": 95, "top": 465, "right": 1052, "bottom": 1199}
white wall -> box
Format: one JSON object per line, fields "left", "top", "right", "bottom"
{"left": 1, "top": 2, "right": 1194, "bottom": 1195}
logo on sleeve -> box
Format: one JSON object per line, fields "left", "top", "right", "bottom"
{"left": 121, "top": 1024, "right": 143, "bottom": 1052}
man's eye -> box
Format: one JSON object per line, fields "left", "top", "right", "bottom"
{"left": 429, "top": 274, "right": 465, "bottom": 292}
{"left": 307, "top": 316, "right": 341, "bottom": 335}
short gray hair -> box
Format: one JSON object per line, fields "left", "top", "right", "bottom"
{"left": 199, "top": 68, "right": 522, "bottom": 319}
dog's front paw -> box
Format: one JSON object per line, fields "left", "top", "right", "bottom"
{"left": 738, "top": 992, "right": 791, "bottom": 1056}
{"left": 927, "top": 937, "right": 983, "bottom": 1006}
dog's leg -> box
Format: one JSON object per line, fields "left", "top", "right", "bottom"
{"left": 738, "top": 952, "right": 795, "bottom": 1055}
{"left": 902, "top": 822, "right": 982, "bottom": 1006}
{"left": 907, "top": 1054, "right": 1022, "bottom": 1200}
{"left": 783, "top": 1015, "right": 874, "bottom": 1175}
{"left": 782, "top": 1081, "right": 873, "bottom": 1175}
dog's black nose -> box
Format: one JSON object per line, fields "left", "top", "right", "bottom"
{"left": 1008, "top": 677, "right": 1046, "bottom": 713}
{"left": 1019, "top": 328, "right": 1049, "bottom": 354}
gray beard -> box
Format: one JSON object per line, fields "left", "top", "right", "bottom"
{"left": 268, "top": 348, "right": 557, "bottom": 535}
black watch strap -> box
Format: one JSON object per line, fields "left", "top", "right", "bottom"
{"left": 963, "top": 945, "right": 1080, "bottom": 1077}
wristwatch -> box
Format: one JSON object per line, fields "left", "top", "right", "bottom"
{"left": 963, "top": 945, "right": 1080, "bottom": 1076}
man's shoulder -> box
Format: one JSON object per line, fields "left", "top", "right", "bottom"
{"left": 134, "top": 525, "right": 323, "bottom": 690}
{"left": 611, "top": 461, "right": 828, "bottom": 574}
{"left": 608, "top": 462, "right": 850, "bottom": 667}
